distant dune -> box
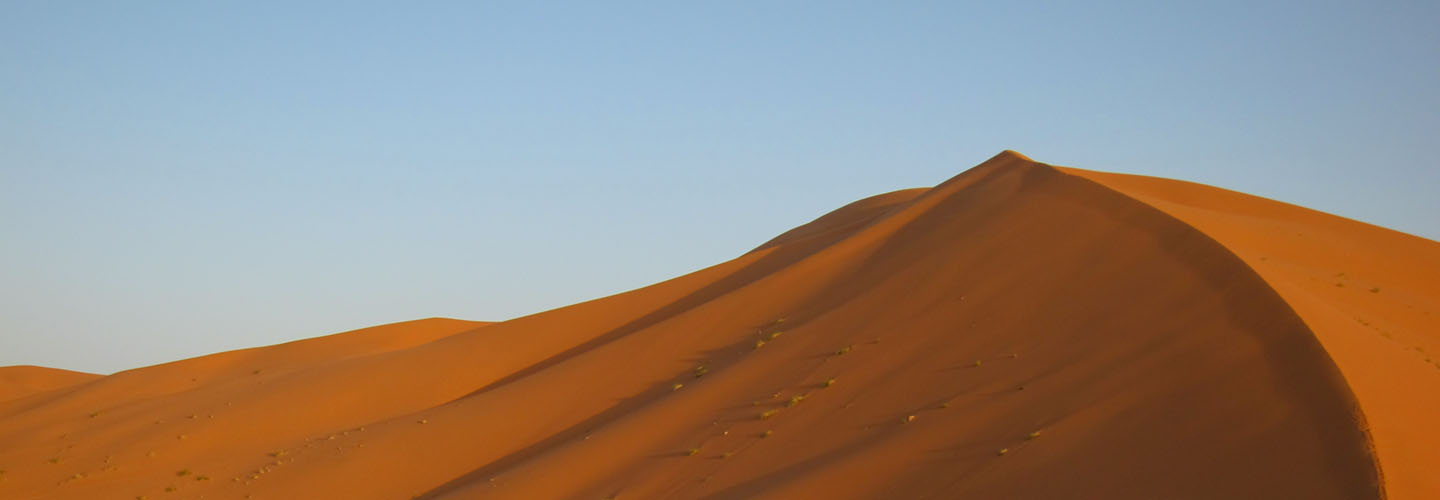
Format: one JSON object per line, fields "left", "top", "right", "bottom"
{"left": 2, "top": 152, "right": 1434, "bottom": 499}
{"left": 0, "top": 366, "right": 100, "bottom": 403}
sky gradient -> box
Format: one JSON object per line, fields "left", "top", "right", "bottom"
{"left": 3, "top": 1, "right": 1437, "bottom": 374}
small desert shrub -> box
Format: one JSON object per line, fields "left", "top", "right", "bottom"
{"left": 1370, "top": 287, "right": 1380, "bottom": 293}
{"left": 671, "top": 383, "right": 684, "bottom": 391}
{"left": 176, "top": 469, "right": 190, "bottom": 477}
{"left": 195, "top": 475, "right": 209, "bottom": 481}
{"left": 686, "top": 448, "right": 700, "bottom": 456}
{"left": 973, "top": 360, "right": 982, "bottom": 368}
{"left": 753, "top": 340, "right": 766, "bottom": 350}
{"left": 1027, "top": 430, "right": 1042, "bottom": 440}
{"left": 694, "top": 365, "right": 708, "bottom": 378}
{"left": 835, "top": 345, "right": 852, "bottom": 356}
{"left": 767, "top": 331, "right": 783, "bottom": 341}
{"left": 759, "top": 409, "right": 779, "bottom": 420}
{"left": 760, "top": 430, "right": 773, "bottom": 438}
{"left": 720, "top": 451, "right": 734, "bottom": 459}
{"left": 823, "top": 378, "right": 835, "bottom": 388}
{"left": 902, "top": 415, "right": 915, "bottom": 424}
{"left": 785, "top": 394, "right": 807, "bottom": 407}
{"left": 996, "top": 448, "right": 1008, "bottom": 456}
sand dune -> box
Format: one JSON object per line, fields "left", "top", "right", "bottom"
{"left": 1063, "top": 168, "right": 1440, "bottom": 499}
{"left": 0, "top": 367, "right": 100, "bottom": 404}
{"left": 2, "top": 151, "right": 1432, "bottom": 499}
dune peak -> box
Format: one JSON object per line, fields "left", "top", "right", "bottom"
{"left": 1, "top": 152, "right": 1433, "bottom": 500}
{"left": 994, "top": 149, "right": 1033, "bottom": 161}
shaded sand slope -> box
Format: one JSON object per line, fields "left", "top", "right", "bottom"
{"left": 0, "top": 367, "right": 99, "bottom": 404}
{"left": 1065, "top": 167, "right": 1440, "bottom": 499}
{"left": 0, "top": 152, "right": 1403, "bottom": 499}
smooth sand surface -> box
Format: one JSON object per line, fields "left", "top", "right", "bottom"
{"left": 1064, "top": 167, "right": 1440, "bottom": 499}
{"left": 0, "top": 367, "right": 100, "bottom": 404}
{"left": 2, "top": 152, "right": 1431, "bottom": 499}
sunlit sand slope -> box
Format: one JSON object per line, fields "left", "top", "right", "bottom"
{"left": 2, "top": 152, "right": 1420, "bottom": 499}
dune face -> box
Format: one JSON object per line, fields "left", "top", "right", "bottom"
{"left": 0, "top": 152, "right": 1429, "bottom": 499}
{"left": 1063, "top": 168, "right": 1440, "bottom": 499}
{"left": 0, "top": 367, "right": 100, "bottom": 404}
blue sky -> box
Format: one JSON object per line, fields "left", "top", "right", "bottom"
{"left": 3, "top": 1, "right": 1437, "bottom": 374}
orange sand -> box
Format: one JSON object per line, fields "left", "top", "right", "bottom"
{"left": 2, "top": 152, "right": 1433, "bottom": 499}
{"left": 0, "top": 367, "right": 100, "bottom": 404}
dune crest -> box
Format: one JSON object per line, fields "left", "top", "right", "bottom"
{"left": 2, "top": 152, "right": 1431, "bottom": 499}
{"left": 1064, "top": 167, "right": 1440, "bottom": 499}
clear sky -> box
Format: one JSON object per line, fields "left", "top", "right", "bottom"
{"left": 3, "top": 1, "right": 1437, "bottom": 374}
